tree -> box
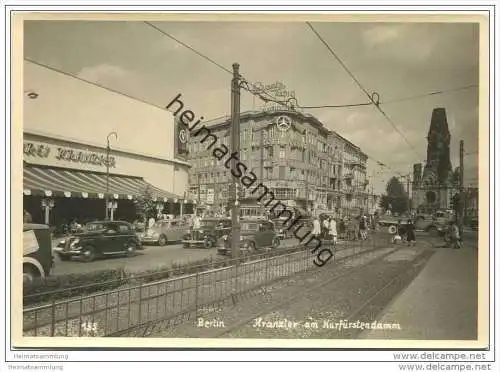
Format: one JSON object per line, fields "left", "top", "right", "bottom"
{"left": 133, "top": 186, "right": 156, "bottom": 222}
{"left": 378, "top": 176, "right": 409, "bottom": 215}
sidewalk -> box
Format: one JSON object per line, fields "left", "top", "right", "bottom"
{"left": 360, "top": 244, "right": 479, "bottom": 340}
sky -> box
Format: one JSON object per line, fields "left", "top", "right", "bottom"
{"left": 23, "top": 19, "right": 480, "bottom": 195}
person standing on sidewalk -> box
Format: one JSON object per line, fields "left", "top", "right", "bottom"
{"left": 359, "top": 215, "right": 368, "bottom": 240}
{"left": 449, "top": 221, "right": 463, "bottom": 249}
{"left": 328, "top": 217, "right": 338, "bottom": 246}
{"left": 312, "top": 215, "right": 322, "bottom": 240}
{"left": 406, "top": 219, "right": 416, "bottom": 247}
{"left": 322, "top": 216, "right": 330, "bottom": 240}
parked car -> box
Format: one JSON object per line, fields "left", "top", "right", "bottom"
{"left": 137, "top": 218, "right": 189, "bottom": 246}
{"left": 217, "top": 219, "right": 280, "bottom": 256}
{"left": 23, "top": 223, "right": 54, "bottom": 284}
{"left": 181, "top": 217, "right": 232, "bottom": 249}
{"left": 53, "top": 220, "right": 141, "bottom": 262}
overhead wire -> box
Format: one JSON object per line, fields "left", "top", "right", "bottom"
{"left": 24, "top": 58, "right": 167, "bottom": 111}
{"left": 143, "top": 21, "right": 410, "bottom": 175}
{"left": 306, "top": 21, "right": 424, "bottom": 162}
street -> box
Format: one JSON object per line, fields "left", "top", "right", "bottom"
{"left": 50, "top": 237, "right": 302, "bottom": 276}
{"left": 50, "top": 230, "right": 477, "bottom": 277}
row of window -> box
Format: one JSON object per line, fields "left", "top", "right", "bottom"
{"left": 189, "top": 166, "right": 361, "bottom": 187}
{"left": 188, "top": 127, "right": 348, "bottom": 161}
{"left": 190, "top": 148, "right": 345, "bottom": 171}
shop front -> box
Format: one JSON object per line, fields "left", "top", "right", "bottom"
{"left": 23, "top": 135, "right": 196, "bottom": 228}
{"left": 23, "top": 60, "right": 194, "bottom": 228}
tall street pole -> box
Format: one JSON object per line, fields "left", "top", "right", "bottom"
{"left": 259, "top": 129, "right": 264, "bottom": 215}
{"left": 105, "top": 131, "right": 117, "bottom": 220}
{"left": 459, "top": 139, "right": 464, "bottom": 238}
{"left": 230, "top": 63, "right": 241, "bottom": 259}
{"left": 406, "top": 175, "right": 411, "bottom": 213}
{"left": 304, "top": 129, "right": 309, "bottom": 212}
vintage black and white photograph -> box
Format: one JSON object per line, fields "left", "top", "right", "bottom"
{"left": 16, "top": 14, "right": 487, "bottom": 347}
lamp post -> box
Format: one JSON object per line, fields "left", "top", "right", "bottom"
{"left": 41, "top": 198, "right": 55, "bottom": 225}
{"left": 105, "top": 132, "right": 118, "bottom": 220}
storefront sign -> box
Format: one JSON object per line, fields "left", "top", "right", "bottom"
{"left": 24, "top": 141, "right": 116, "bottom": 168}
{"left": 23, "top": 143, "right": 51, "bottom": 158}
{"left": 55, "top": 148, "right": 116, "bottom": 167}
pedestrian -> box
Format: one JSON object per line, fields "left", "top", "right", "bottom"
{"left": 312, "top": 215, "right": 321, "bottom": 240}
{"left": 449, "top": 221, "right": 463, "bottom": 249}
{"left": 328, "top": 217, "right": 338, "bottom": 246}
{"left": 322, "top": 216, "right": 330, "bottom": 240}
{"left": 406, "top": 219, "right": 416, "bottom": 247}
{"left": 359, "top": 215, "right": 368, "bottom": 240}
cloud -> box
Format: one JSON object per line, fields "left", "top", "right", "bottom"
{"left": 76, "top": 64, "right": 147, "bottom": 98}
{"left": 363, "top": 24, "right": 406, "bottom": 46}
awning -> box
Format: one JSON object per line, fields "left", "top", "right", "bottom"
{"left": 22, "top": 164, "right": 196, "bottom": 203}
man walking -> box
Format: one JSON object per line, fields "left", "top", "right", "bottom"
{"left": 328, "top": 217, "right": 338, "bottom": 246}
{"left": 359, "top": 215, "right": 368, "bottom": 240}
{"left": 312, "top": 215, "right": 321, "bottom": 240}
{"left": 449, "top": 221, "right": 463, "bottom": 249}
{"left": 322, "top": 216, "right": 330, "bottom": 240}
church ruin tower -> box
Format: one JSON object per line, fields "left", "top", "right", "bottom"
{"left": 413, "top": 107, "right": 456, "bottom": 212}
{"left": 422, "top": 107, "right": 452, "bottom": 184}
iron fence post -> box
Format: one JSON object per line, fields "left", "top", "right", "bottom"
{"left": 195, "top": 271, "right": 199, "bottom": 319}
{"left": 50, "top": 299, "right": 56, "bottom": 337}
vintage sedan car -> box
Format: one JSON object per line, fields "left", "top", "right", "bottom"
{"left": 181, "top": 217, "right": 232, "bottom": 249}
{"left": 53, "top": 220, "right": 141, "bottom": 262}
{"left": 217, "top": 220, "right": 280, "bottom": 256}
{"left": 138, "top": 219, "right": 189, "bottom": 246}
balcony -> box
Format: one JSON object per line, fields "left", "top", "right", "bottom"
{"left": 343, "top": 172, "right": 354, "bottom": 179}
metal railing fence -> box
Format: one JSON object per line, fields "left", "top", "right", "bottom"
{"left": 23, "top": 235, "right": 392, "bottom": 337}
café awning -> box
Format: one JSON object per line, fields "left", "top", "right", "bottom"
{"left": 22, "top": 164, "right": 196, "bottom": 203}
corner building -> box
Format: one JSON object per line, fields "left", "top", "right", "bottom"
{"left": 23, "top": 61, "right": 194, "bottom": 225}
{"left": 186, "top": 110, "right": 369, "bottom": 217}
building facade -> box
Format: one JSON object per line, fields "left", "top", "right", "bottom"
{"left": 22, "top": 61, "right": 193, "bottom": 226}
{"left": 412, "top": 107, "right": 459, "bottom": 213}
{"left": 185, "top": 109, "right": 369, "bottom": 217}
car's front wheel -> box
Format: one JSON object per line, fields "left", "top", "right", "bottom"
{"left": 125, "top": 241, "right": 137, "bottom": 257}
{"left": 23, "top": 264, "right": 40, "bottom": 285}
{"left": 204, "top": 238, "right": 214, "bottom": 249}
{"left": 80, "top": 246, "right": 96, "bottom": 262}
{"left": 272, "top": 237, "right": 280, "bottom": 249}
{"left": 158, "top": 234, "right": 167, "bottom": 246}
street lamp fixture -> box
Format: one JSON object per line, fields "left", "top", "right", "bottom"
{"left": 24, "top": 90, "right": 39, "bottom": 99}
{"left": 105, "top": 132, "right": 118, "bottom": 220}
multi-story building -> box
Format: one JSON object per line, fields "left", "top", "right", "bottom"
{"left": 186, "top": 109, "right": 369, "bottom": 217}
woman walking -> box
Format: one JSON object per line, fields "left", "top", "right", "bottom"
{"left": 406, "top": 219, "right": 416, "bottom": 247}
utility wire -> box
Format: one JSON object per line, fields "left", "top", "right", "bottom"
{"left": 302, "top": 84, "right": 478, "bottom": 109}
{"left": 24, "top": 58, "right": 168, "bottom": 111}
{"left": 143, "top": 21, "right": 293, "bottom": 111}
{"left": 143, "top": 21, "right": 233, "bottom": 75}
{"left": 306, "top": 21, "right": 423, "bottom": 162}
{"left": 382, "top": 84, "right": 478, "bottom": 105}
